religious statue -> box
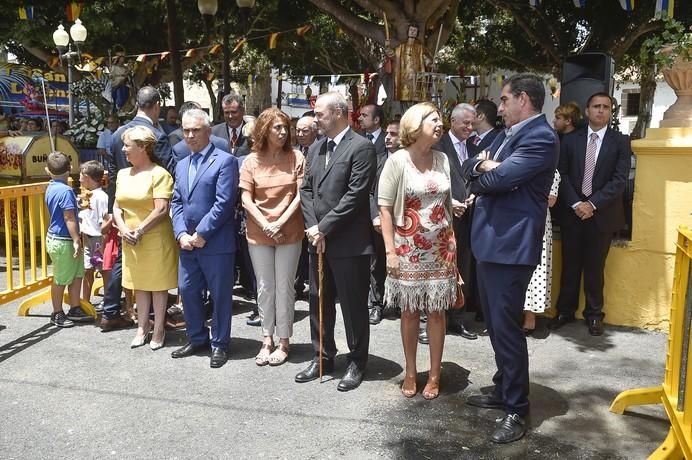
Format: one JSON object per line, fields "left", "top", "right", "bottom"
{"left": 387, "top": 24, "right": 428, "bottom": 102}
{"left": 110, "top": 51, "right": 131, "bottom": 113}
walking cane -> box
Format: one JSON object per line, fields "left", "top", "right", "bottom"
{"left": 318, "top": 251, "right": 324, "bottom": 382}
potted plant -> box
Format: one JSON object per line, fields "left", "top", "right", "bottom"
{"left": 643, "top": 18, "right": 692, "bottom": 127}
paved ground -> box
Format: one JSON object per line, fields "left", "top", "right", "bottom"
{"left": 0, "top": 287, "right": 671, "bottom": 459}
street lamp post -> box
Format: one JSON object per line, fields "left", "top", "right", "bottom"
{"left": 52, "top": 19, "right": 87, "bottom": 127}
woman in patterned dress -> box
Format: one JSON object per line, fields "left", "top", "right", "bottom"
{"left": 378, "top": 102, "right": 457, "bottom": 400}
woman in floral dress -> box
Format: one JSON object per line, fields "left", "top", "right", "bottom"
{"left": 378, "top": 102, "right": 457, "bottom": 400}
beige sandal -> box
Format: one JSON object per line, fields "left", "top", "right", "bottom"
{"left": 255, "top": 343, "right": 273, "bottom": 366}
{"left": 268, "top": 344, "right": 289, "bottom": 366}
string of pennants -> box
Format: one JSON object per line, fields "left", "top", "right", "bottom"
{"left": 18, "top": 2, "right": 83, "bottom": 20}
{"left": 528, "top": 0, "right": 675, "bottom": 17}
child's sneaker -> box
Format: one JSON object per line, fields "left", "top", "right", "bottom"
{"left": 50, "top": 311, "right": 74, "bottom": 328}
{"left": 66, "top": 306, "right": 92, "bottom": 323}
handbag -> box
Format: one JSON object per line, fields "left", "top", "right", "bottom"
{"left": 452, "top": 268, "right": 465, "bottom": 309}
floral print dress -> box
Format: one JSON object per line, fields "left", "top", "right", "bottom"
{"left": 384, "top": 155, "right": 457, "bottom": 312}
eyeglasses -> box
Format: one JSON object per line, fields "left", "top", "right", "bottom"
{"left": 183, "top": 128, "right": 203, "bottom": 136}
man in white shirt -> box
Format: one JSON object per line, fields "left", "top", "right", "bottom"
{"left": 551, "top": 92, "right": 630, "bottom": 336}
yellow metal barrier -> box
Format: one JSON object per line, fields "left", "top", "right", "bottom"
{"left": 610, "top": 226, "right": 692, "bottom": 459}
{"left": 0, "top": 181, "right": 96, "bottom": 318}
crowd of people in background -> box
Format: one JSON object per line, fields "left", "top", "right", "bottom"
{"left": 38, "top": 72, "right": 631, "bottom": 445}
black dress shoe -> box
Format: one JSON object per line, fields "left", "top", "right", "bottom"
{"left": 491, "top": 413, "right": 526, "bottom": 444}
{"left": 466, "top": 393, "right": 505, "bottom": 409}
{"left": 418, "top": 328, "right": 429, "bottom": 345}
{"left": 246, "top": 311, "right": 261, "bottom": 327}
{"left": 295, "top": 359, "right": 334, "bottom": 383}
{"left": 448, "top": 321, "right": 478, "bottom": 340}
{"left": 171, "top": 341, "right": 209, "bottom": 359}
{"left": 548, "top": 314, "right": 575, "bottom": 330}
{"left": 210, "top": 347, "right": 228, "bottom": 368}
{"left": 368, "top": 306, "right": 382, "bottom": 325}
{"left": 337, "top": 363, "right": 365, "bottom": 392}
{"left": 587, "top": 318, "right": 604, "bottom": 336}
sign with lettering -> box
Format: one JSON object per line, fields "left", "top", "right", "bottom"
{"left": 0, "top": 63, "right": 69, "bottom": 112}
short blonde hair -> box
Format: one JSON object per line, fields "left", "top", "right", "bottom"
{"left": 122, "top": 125, "right": 157, "bottom": 162}
{"left": 398, "top": 102, "right": 441, "bottom": 148}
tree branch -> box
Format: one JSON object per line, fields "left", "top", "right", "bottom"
{"left": 609, "top": 20, "right": 663, "bottom": 60}
{"left": 307, "top": 0, "right": 386, "bottom": 44}
{"left": 488, "top": 0, "right": 561, "bottom": 67}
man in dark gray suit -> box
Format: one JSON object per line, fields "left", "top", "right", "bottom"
{"left": 297, "top": 92, "right": 376, "bottom": 392}
{"left": 211, "top": 94, "right": 250, "bottom": 157}
{"left": 432, "top": 103, "right": 478, "bottom": 341}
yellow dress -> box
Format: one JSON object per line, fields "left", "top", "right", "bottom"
{"left": 116, "top": 165, "right": 178, "bottom": 291}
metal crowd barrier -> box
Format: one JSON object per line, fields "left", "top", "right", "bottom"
{"left": 0, "top": 181, "right": 96, "bottom": 318}
{"left": 610, "top": 225, "right": 692, "bottom": 459}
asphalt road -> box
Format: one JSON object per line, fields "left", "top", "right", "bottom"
{"left": 0, "top": 288, "right": 670, "bottom": 459}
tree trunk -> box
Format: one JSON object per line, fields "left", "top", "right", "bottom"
{"left": 631, "top": 57, "right": 657, "bottom": 140}
{"left": 166, "top": 0, "right": 184, "bottom": 109}
{"left": 203, "top": 80, "right": 217, "bottom": 113}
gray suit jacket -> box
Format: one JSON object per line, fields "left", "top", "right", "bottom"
{"left": 211, "top": 122, "right": 250, "bottom": 157}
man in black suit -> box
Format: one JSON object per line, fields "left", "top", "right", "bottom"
{"left": 297, "top": 92, "right": 376, "bottom": 392}
{"left": 369, "top": 120, "right": 400, "bottom": 325}
{"left": 211, "top": 94, "right": 250, "bottom": 157}
{"left": 432, "top": 103, "right": 477, "bottom": 341}
{"left": 100, "top": 86, "right": 174, "bottom": 332}
{"left": 359, "top": 104, "right": 388, "bottom": 325}
{"left": 550, "top": 92, "right": 630, "bottom": 336}
{"left": 468, "top": 99, "right": 501, "bottom": 156}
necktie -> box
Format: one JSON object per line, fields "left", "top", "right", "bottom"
{"left": 188, "top": 153, "right": 201, "bottom": 186}
{"left": 325, "top": 140, "right": 336, "bottom": 167}
{"left": 582, "top": 132, "right": 599, "bottom": 196}
{"left": 302, "top": 146, "right": 308, "bottom": 155}
{"left": 456, "top": 141, "right": 466, "bottom": 163}
{"left": 473, "top": 136, "right": 481, "bottom": 146}
{"left": 366, "top": 133, "right": 374, "bottom": 143}
{"left": 230, "top": 127, "right": 238, "bottom": 151}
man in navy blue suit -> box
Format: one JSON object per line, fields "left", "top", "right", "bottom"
{"left": 170, "top": 109, "right": 239, "bottom": 368}
{"left": 461, "top": 74, "right": 559, "bottom": 443}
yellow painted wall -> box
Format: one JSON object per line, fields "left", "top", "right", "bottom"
{"left": 549, "top": 128, "right": 692, "bottom": 331}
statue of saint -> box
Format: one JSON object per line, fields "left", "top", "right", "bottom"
{"left": 110, "top": 52, "right": 131, "bottom": 113}
{"left": 387, "top": 25, "right": 427, "bottom": 102}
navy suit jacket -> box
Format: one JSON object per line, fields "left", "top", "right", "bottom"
{"left": 467, "top": 128, "right": 502, "bottom": 157}
{"left": 461, "top": 114, "right": 559, "bottom": 266}
{"left": 557, "top": 127, "right": 630, "bottom": 233}
{"left": 172, "top": 134, "right": 228, "bottom": 163}
{"left": 107, "top": 115, "right": 174, "bottom": 211}
{"left": 171, "top": 145, "right": 239, "bottom": 255}
{"left": 301, "top": 127, "right": 376, "bottom": 258}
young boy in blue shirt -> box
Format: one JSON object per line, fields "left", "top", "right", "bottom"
{"left": 45, "top": 151, "right": 90, "bottom": 327}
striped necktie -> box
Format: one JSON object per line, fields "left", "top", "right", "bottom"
{"left": 581, "top": 133, "right": 599, "bottom": 196}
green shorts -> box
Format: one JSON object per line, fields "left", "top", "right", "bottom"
{"left": 47, "top": 234, "right": 85, "bottom": 286}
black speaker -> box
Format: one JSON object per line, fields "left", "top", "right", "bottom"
{"left": 560, "top": 53, "right": 615, "bottom": 112}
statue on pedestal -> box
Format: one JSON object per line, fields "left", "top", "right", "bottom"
{"left": 387, "top": 24, "right": 427, "bottom": 102}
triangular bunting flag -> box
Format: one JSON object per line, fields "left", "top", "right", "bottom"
{"left": 296, "top": 24, "right": 312, "bottom": 36}
{"left": 160, "top": 51, "right": 170, "bottom": 60}
{"left": 18, "top": 6, "right": 34, "bottom": 20}
{"left": 232, "top": 38, "right": 247, "bottom": 53}
{"left": 655, "top": 0, "right": 674, "bottom": 17}
{"left": 529, "top": 0, "right": 541, "bottom": 7}
{"left": 618, "top": 0, "right": 634, "bottom": 10}
{"left": 185, "top": 49, "right": 196, "bottom": 58}
{"left": 209, "top": 44, "right": 222, "bottom": 55}
{"left": 136, "top": 54, "right": 147, "bottom": 62}
{"left": 269, "top": 33, "right": 280, "bottom": 50}
{"left": 66, "top": 2, "right": 82, "bottom": 22}
{"left": 572, "top": 0, "right": 586, "bottom": 7}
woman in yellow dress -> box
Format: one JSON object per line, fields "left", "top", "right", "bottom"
{"left": 113, "top": 125, "right": 178, "bottom": 350}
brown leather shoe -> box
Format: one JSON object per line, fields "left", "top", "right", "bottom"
{"left": 100, "top": 316, "right": 134, "bottom": 332}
